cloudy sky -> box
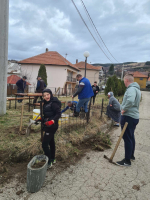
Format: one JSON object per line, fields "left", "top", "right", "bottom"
{"left": 9, "top": 0, "right": 150, "bottom": 64}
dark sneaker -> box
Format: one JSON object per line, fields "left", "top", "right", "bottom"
{"left": 116, "top": 159, "right": 131, "bottom": 166}
{"left": 74, "top": 112, "right": 79, "bottom": 117}
{"left": 47, "top": 162, "right": 52, "bottom": 169}
{"left": 131, "top": 155, "right": 135, "bottom": 161}
{"left": 80, "top": 112, "right": 85, "bottom": 119}
{"left": 53, "top": 159, "right": 56, "bottom": 164}
{"left": 51, "top": 159, "right": 56, "bottom": 164}
{"left": 114, "top": 123, "right": 119, "bottom": 127}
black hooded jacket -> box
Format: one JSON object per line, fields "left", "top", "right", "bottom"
{"left": 42, "top": 91, "right": 61, "bottom": 130}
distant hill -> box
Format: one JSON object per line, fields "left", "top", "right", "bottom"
{"left": 92, "top": 62, "right": 137, "bottom": 68}
{"left": 92, "top": 63, "right": 113, "bottom": 68}
{"left": 92, "top": 62, "right": 150, "bottom": 71}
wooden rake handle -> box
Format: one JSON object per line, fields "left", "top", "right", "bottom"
{"left": 109, "top": 122, "right": 128, "bottom": 162}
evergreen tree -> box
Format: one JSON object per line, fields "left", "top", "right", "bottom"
{"left": 105, "top": 75, "right": 126, "bottom": 96}
{"left": 117, "top": 79, "right": 123, "bottom": 96}
{"left": 112, "top": 75, "right": 119, "bottom": 96}
{"left": 109, "top": 64, "right": 114, "bottom": 75}
{"left": 121, "top": 80, "right": 126, "bottom": 94}
{"left": 38, "top": 64, "right": 48, "bottom": 86}
{"left": 104, "top": 76, "right": 114, "bottom": 95}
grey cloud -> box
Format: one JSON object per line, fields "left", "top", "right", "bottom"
{"left": 8, "top": 0, "right": 150, "bottom": 64}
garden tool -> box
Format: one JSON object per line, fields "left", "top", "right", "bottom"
{"left": 104, "top": 122, "right": 128, "bottom": 165}
{"left": 26, "top": 113, "right": 41, "bottom": 136}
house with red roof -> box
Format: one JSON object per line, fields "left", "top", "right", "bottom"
{"left": 7, "top": 74, "right": 31, "bottom": 85}
{"left": 18, "top": 49, "right": 80, "bottom": 93}
{"left": 7, "top": 75, "right": 31, "bottom": 96}
{"left": 75, "top": 61, "right": 103, "bottom": 84}
{"left": 129, "top": 71, "right": 148, "bottom": 89}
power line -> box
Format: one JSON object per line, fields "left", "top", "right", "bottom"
{"left": 80, "top": 0, "right": 119, "bottom": 63}
{"left": 80, "top": 0, "right": 114, "bottom": 62}
{"left": 71, "top": 0, "right": 114, "bottom": 63}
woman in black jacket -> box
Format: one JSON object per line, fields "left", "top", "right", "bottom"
{"left": 38, "top": 88, "right": 61, "bottom": 169}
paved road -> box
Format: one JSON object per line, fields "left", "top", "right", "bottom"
{"left": 1, "top": 91, "right": 150, "bottom": 200}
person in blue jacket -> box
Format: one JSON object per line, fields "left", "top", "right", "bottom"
{"left": 16, "top": 76, "right": 27, "bottom": 102}
{"left": 72, "top": 74, "right": 94, "bottom": 117}
{"left": 61, "top": 101, "right": 77, "bottom": 114}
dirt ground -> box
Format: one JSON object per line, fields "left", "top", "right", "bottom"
{"left": 0, "top": 127, "right": 112, "bottom": 185}
{"left": 0, "top": 94, "right": 113, "bottom": 186}
{"left": 9, "top": 90, "right": 149, "bottom": 200}
{"left": 0, "top": 93, "right": 128, "bottom": 199}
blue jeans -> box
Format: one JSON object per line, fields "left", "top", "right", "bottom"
{"left": 121, "top": 115, "right": 139, "bottom": 160}
{"left": 76, "top": 97, "right": 91, "bottom": 113}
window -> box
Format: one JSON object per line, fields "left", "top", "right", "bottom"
{"left": 140, "top": 78, "right": 143, "bottom": 80}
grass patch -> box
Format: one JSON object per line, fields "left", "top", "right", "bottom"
{"left": 0, "top": 94, "right": 123, "bottom": 163}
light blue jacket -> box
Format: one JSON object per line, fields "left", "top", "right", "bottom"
{"left": 121, "top": 82, "right": 141, "bottom": 119}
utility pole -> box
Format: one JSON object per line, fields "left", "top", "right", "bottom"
{"left": 121, "top": 64, "right": 124, "bottom": 80}
{"left": 0, "top": 0, "right": 9, "bottom": 115}
{"left": 105, "top": 70, "right": 106, "bottom": 84}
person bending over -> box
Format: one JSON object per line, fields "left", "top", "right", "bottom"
{"left": 105, "top": 92, "right": 121, "bottom": 127}
{"left": 61, "top": 101, "right": 77, "bottom": 114}
{"left": 72, "top": 74, "right": 94, "bottom": 117}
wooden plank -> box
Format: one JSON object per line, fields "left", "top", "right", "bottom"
{"left": 19, "top": 100, "right": 24, "bottom": 132}
{"left": 7, "top": 97, "right": 34, "bottom": 100}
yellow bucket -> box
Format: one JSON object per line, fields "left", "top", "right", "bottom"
{"left": 58, "top": 114, "right": 69, "bottom": 125}
{"left": 33, "top": 109, "right": 41, "bottom": 120}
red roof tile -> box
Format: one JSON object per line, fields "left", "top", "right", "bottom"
{"left": 133, "top": 71, "right": 148, "bottom": 78}
{"left": 19, "top": 51, "right": 79, "bottom": 71}
{"left": 7, "top": 75, "right": 31, "bottom": 85}
{"left": 75, "top": 62, "right": 102, "bottom": 71}
{"left": 94, "top": 65, "right": 103, "bottom": 70}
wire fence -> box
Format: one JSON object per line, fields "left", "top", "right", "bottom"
{"left": 56, "top": 97, "right": 123, "bottom": 136}
{"left": 57, "top": 99, "right": 92, "bottom": 134}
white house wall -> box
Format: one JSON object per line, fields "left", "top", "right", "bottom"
{"left": 21, "top": 64, "right": 78, "bottom": 93}
{"left": 79, "top": 69, "right": 99, "bottom": 84}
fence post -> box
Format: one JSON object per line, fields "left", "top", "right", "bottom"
{"left": 40, "top": 101, "right": 43, "bottom": 142}
{"left": 87, "top": 98, "right": 92, "bottom": 123}
{"left": 19, "top": 100, "right": 24, "bottom": 132}
{"left": 11, "top": 85, "right": 12, "bottom": 96}
{"left": 101, "top": 98, "right": 104, "bottom": 118}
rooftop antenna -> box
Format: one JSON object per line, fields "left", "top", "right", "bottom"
{"left": 65, "top": 53, "right": 68, "bottom": 59}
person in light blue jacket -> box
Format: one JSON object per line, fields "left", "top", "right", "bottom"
{"left": 116, "top": 74, "right": 141, "bottom": 167}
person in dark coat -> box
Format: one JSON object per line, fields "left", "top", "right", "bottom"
{"left": 33, "top": 76, "right": 46, "bottom": 104}
{"left": 16, "top": 76, "right": 27, "bottom": 103}
{"left": 105, "top": 92, "right": 121, "bottom": 126}
{"left": 92, "top": 81, "right": 99, "bottom": 105}
{"left": 36, "top": 88, "right": 61, "bottom": 169}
